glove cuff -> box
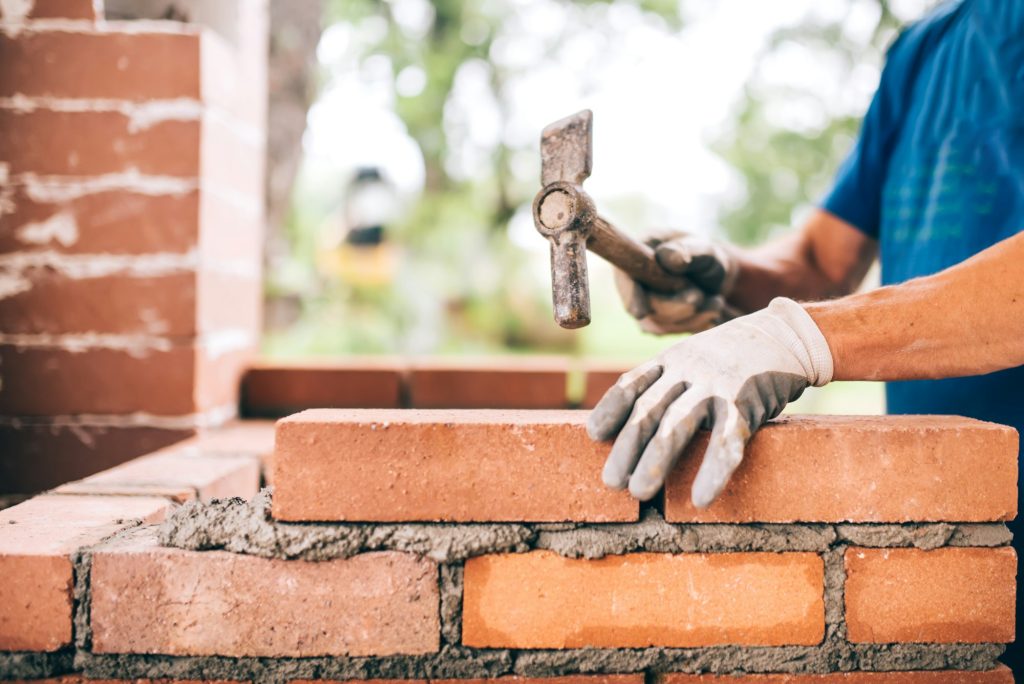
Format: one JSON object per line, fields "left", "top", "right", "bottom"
{"left": 765, "top": 297, "right": 834, "bottom": 387}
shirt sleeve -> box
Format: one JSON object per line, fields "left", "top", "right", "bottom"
{"left": 821, "top": 36, "right": 911, "bottom": 239}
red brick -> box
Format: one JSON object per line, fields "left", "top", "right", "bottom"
{"left": 0, "top": 188, "right": 200, "bottom": 256}
{"left": 194, "top": 419, "right": 275, "bottom": 458}
{"left": 90, "top": 531, "right": 439, "bottom": 657}
{"left": 0, "top": 109, "right": 200, "bottom": 177}
{"left": 658, "top": 669, "right": 1013, "bottom": 683}
{"left": 196, "top": 270, "right": 261, "bottom": 337}
{"left": 0, "top": 31, "right": 200, "bottom": 100}
{"left": 845, "top": 547, "right": 1016, "bottom": 644}
{"left": 200, "top": 109, "right": 264, "bottom": 198}
{"left": 463, "top": 550, "right": 824, "bottom": 648}
{"left": 0, "top": 340, "right": 249, "bottom": 416}
{"left": 581, "top": 364, "right": 631, "bottom": 409}
{"left": 0, "top": 423, "right": 192, "bottom": 494}
{"left": 408, "top": 357, "right": 568, "bottom": 409}
{"left": 197, "top": 187, "right": 263, "bottom": 264}
{"left": 0, "top": 494, "right": 170, "bottom": 651}
{"left": 664, "top": 415, "right": 1017, "bottom": 523}
{"left": 241, "top": 360, "right": 404, "bottom": 417}
{"left": 272, "top": 409, "right": 638, "bottom": 522}
{"left": 55, "top": 442, "right": 259, "bottom": 502}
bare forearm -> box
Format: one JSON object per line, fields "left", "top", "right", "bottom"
{"left": 728, "top": 210, "right": 877, "bottom": 312}
{"left": 805, "top": 231, "right": 1024, "bottom": 381}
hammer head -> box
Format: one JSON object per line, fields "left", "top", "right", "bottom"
{"left": 533, "top": 109, "right": 595, "bottom": 329}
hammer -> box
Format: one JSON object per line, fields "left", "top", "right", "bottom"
{"left": 532, "top": 109, "right": 702, "bottom": 329}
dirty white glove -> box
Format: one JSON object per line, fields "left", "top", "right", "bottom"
{"left": 588, "top": 297, "right": 832, "bottom": 506}
{"left": 615, "top": 232, "right": 739, "bottom": 334}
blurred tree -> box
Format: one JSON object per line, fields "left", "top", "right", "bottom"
{"left": 711, "top": 0, "right": 931, "bottom": 245}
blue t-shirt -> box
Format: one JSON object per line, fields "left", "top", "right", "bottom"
{"left": 822, "top": 0, "right": 1024, "bottom": 434}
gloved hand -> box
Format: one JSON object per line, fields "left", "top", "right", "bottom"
{"left": 615, "top": 231, "right": 739, "bottom": 334}
{"left": 588, "top": 297, "right": 833, "bottom": 506}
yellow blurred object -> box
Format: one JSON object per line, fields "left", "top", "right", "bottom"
{"left": 318, "top": 242, "right": 398, "bottom": 286}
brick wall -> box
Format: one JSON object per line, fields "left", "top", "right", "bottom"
{"left": 0, "top": 411, "right": 1015, "bottom": 681}
{"left": 0, "top": 0, "right": 268, "bottom": 494}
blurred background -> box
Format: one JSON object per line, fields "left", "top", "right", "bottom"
{"left": 262, "top": 0, "right": 938, "bottom": 413}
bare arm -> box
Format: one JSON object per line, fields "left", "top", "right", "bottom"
{"left": 728, "top": 209, "right": 878, "bottom": 312}
{"left": 806, "top": 230, "right": 1024, "bottom": 381}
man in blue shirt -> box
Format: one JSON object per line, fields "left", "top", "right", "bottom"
{"left": 598, "top": 0, "right": 1022, "bottom": 674}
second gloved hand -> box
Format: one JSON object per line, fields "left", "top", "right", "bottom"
{"left": 615, "top": 231, "right": 739, "bottom": 334}
{"left": 588, "top": 297, "right": 833, "bottom": 506}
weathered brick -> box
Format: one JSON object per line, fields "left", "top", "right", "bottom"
{"left": 581, "top": 365, "right": 630, "bottom": 409}
{"left": 845, "top": 547, "right": 1016, "bottom": 644}
{"left": 241, "top": 360, "right": 404, "bottom": 417}
{"left": 90, "top": 531, "right": 439, "bottom": 657}
{"left": 0, "top": 109, "right": 200, "bottom": 177}
{"left": 0, "top": 423, "right": 192, "bottom": 494}
{"left": 272, "top": 409, "right": 638, "bottom": 522}
{"left": 0, "top": 188, "right": 200, "bottom": 256}
{"left": 408, "top": 357, "right": 568, "bottom": 409}
{"left": 0, "top": 31, "right": 201, "bottom": 100}
{"left": 299, "top": 678, "right": 643, "bottom": 684}
{"left": 462, "top": 551, "right": 824, "bottom": 648}
{"left": 0, "top": 495, "right": 170, "bottom": 651}
{"left": 55, "top": 442, "right": 259, "bottom": 502}
{"left": 0, "top": 342, "right": 249, "bottom": 416}
{"left": 664, "top": 415, "right": 1017, "bottom": 523}
{"left": 658, "top": 669, "right": 1013, "bottom": 683}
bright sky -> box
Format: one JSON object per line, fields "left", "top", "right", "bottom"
{"left": 305, "top": 0, "right": 932, "bottom": 248}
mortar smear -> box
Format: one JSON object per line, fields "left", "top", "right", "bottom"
{"left": 158, "top": 490, "right": 534, "bottom": 562}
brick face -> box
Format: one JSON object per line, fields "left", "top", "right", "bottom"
{"left": 462, "top": 551, "right": 824, "bottom": 648}
{"left": 272, "top": 409, "right": 638, "bottom": 522}
{"left": 0, "top": 495, "right": 170, "bottom": 651}
{"left": 0, "top": 188, "right": 200, "bottom": 256}
{"left": 0, "top": 31, "right": 201, "bottom": 100}
{"left": 844, "top": 547, "right": 1016, "bottom": 644}
{"left": 90, "top": 532, "right": 440, "bottom": 657}
{"left": 241, "top": 361, "right": 404, "bottom": 416}
{"left": 7, "top": 0, "right": 97, "bottom": 19}
{"left": 664, "top": 415, "right": 1018, "bottom": 523}
{"left": 0, "top": 423, "right": 192, "bottom": 494}
{"left": 0, "top": 109, "right": 201, "bottom": 177}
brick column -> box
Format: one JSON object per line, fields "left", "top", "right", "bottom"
{"left": 0, "top": 0, "right": 267, "bottom": 494}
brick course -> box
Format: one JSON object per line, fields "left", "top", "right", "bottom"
{"left": 272, "top": 409, "right": 638, "bottom": 522}
{"left": 463, "top": 551, "right": 825, "bottom": 648}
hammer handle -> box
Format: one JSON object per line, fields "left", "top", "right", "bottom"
{"left": 589, "top": 215, "right": 743, "bottom": 320}
{"left": 588, "top": 215, "right": 688, "bottom": 294}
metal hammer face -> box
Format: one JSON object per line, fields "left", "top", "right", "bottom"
{"left": 532, "top": 110, "right": 596, "bottom": 329}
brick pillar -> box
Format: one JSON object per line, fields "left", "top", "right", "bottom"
{"left": 0, "top": 0, "right": 267, "bottom": 494}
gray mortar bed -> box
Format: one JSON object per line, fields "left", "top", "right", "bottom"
{"left": 1, "top": 489, "right": 1011, "bottom": 683}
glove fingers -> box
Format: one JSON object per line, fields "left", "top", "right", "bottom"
{"left": 587, "top": 362, "right": 663, "bottom": 442}
{"left": 691, "top": 398, "right": 751, "bottom": 508}
{"left": 655, "top": 239, "right": 729, "bottom": 293}
{"left": 601, "top": 376, "right": 686, "bottom": 490}
{"left": 628, "top": 390, "right": 712, "bottom": 500}
{"left": 613, "top": 268, "right": 652, "bottom": 319}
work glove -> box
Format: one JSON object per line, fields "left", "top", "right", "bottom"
{"left": 588, "top": 297, "right": 832, "bottom": 506}
{"left": 615, "top": 231, "right": 739, "bottom": 334}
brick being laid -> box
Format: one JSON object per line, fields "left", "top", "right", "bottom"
{"left": 664, "top": 415, "right": 1018, "bottom": 523}
{"left": 271, "top": 409, "right": 638, "bottom": 522}
{"left": 0, "top": 494, "right": 170, "bottom": 651}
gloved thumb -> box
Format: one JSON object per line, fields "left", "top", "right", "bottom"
{"left": 655, "top": 236, "right": 732, "bottom": 295}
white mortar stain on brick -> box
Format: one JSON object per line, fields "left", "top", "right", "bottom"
{"left": 18, "top": 171, "right": 198, "bottom": 201}
{"left": 0, "top": 249, "right": 198, "bottom": 278}
{"left": 15, "top": 211, "right": 80, "bottom": 247}
{"left": 0, "top": 0, "right": 33, "bottom": 24}
{"left": 0, "top": 404, "right": 236, "bottom": 429}
{"left": 200, "top": 328, "right": 255, "bottom": 360}
{"left": 0, "top": 272, "right": 33, "bottom": 300}
{"left": 0, "top": 331, "right": 174, "bottom": 356}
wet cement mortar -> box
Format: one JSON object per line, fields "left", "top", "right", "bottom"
{"left": 5, "top": 489, "right": 1009, "bottom": 682}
